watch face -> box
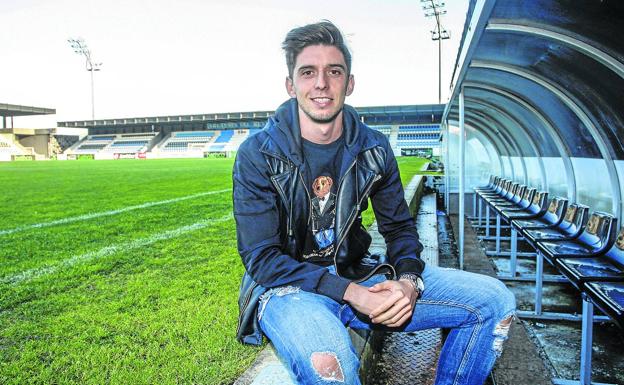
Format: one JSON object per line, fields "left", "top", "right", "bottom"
{"left": 416, "top": 277, "right": 424, "bottom": 292}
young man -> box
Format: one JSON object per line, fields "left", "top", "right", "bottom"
{"left": 233, "top": 21, "right": 515, "bottom": 385}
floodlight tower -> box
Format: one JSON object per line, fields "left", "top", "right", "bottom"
{"left": 421, "top": 0, "right": 450, "bottom": 104}
{"left": 68, "top": 38, "right": 102, "bottom": 121}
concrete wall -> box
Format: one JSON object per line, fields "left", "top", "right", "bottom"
{"left": 18, "top": 134, "right": 49, "bottom": 157}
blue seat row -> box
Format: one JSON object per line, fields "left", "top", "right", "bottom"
{"left": 473, "top": 176, "right": 624, "bottom": 385}
{"left": 175, "top": 131, "right": 215, "bottom": 138}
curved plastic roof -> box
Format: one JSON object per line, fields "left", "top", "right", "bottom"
{"left": 443, "top": 0, "right": 624, "bottom": 220}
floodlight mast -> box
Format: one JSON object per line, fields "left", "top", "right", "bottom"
{"left": 68, "top": 38, "right": 102, "bottom": 122}
{"left": 421, "top": 0, "right": 450, "bottom": 104}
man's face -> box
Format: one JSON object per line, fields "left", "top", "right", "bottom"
{"left": 286, "top": 44, "right": 354, "bottom": 124}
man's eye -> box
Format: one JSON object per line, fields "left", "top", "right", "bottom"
{"left": 301, "top": 70, "right": 314, "bottom": 77}
{"left": 329, "top": 69, "right": 343, "bottom": 76}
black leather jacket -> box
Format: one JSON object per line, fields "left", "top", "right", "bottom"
{"left": 233, "top": 99, "right": 424, "bottom": 345}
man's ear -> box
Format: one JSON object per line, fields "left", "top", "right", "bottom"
{"left": 285, "top": 77, "right": 296, "bottom": 98}
{"left": 346, "top": 74, "right": 355, "bottom": 96}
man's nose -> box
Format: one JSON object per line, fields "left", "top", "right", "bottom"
{"left": 315, "top": 72, "right": 328, "bottom": 89}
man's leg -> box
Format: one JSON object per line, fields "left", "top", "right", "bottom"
{"left": 408, "top": 265, "right": 515, "bottom": 385}
{"left": 258, "top": 286, "right": 362, "bottom": 385}
{"left": 346, "top": 265, "right": 515, "bottom": 385}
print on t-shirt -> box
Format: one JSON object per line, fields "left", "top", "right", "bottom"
{"left": 305, "top": 175, "right": 336, "bottom": 260}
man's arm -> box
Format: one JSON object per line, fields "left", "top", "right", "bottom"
{"left": 365, "top": 136, "right": 426, "bottom": 326}
{"left": 369, "top": 139, "right": 425, "bottom": 277}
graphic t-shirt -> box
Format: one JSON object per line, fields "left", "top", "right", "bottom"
{"left": 301, "top": 134, "right": 345, "bottom": 265}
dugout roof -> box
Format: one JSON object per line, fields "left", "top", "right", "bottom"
{"left": 443, "top": 0, "right": 624, "bottom": 220}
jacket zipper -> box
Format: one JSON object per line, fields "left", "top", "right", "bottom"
{"left": 299, "top": 172, "right": 313, "bottom": 227}
{"left": 333, "top": 161, "right": 382, "bottom": 276}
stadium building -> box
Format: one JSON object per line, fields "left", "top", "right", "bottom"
{"left": 54, "top": 104, "right": 444, "bottom": 160}
{"left": 0, "top": 103, "right": 444, "bottom": 161}
{"left": 0, "top": 103, "right": 79, "bottom": 161}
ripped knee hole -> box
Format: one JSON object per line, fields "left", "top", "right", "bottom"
{"left": 492, "top": 315, "right": 513, "bottom": 355}
{"left": 311, "top": 352, "right": 345, "bottom": 382}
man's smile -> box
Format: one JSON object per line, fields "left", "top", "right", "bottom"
{"left": 311, "top": 97, "right": 333, "bottom": 107}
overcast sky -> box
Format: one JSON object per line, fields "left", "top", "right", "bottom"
{"left": 1, "top": 0, "right": 468, "bottom": 128}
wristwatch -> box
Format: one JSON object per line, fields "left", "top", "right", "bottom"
{"left": 398, "top": 273, "right": 425, "bottom": 299}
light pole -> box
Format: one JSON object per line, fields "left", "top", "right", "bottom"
{"left": 421, "top": 0, "right": 450, "bottom": 104}
{"left": 68, "top": 38, "right": 102, "bottom": 121}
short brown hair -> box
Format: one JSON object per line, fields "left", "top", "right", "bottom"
{"left": 282, "top": 20, "right": 352, "bottom": 79}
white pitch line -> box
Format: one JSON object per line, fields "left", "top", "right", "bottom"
{"left": 1, "top": 213, "right": 233, "bottom": 286}
{"left": 0, "top": 188, "right": 231, "bottom": 236}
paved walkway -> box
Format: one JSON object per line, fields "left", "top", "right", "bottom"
{"left": 449, "top": 214, "right": 552, "bottom": 385}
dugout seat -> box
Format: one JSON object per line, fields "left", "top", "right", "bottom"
{"left": 523, "top": 204, "right": 589, "bottom": 245}
{"left": 556, "top": 227, "right": 624, "bottom": 290}
{"left": 499, "top": 191, "right": 549, "bottom": 222}
{"left": 512, "top": 197, "right": 568, "bottom": 231}
{"left": 536, "top": 212, "right": 618, "bottom": 263}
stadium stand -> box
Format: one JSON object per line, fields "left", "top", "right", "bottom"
{"left": 159, "top": 131, "right": 216, "bottom": 153}
{"left": 214, "top": 130, "right": 234, "bottom": 143}
{"left": 217, "top": 129, "right": 249, "bottom": 152}
{"left": 56, "top": 105, "right": 445, "bottom": 160}
{"left": 371, "top": 125, "right": 392, "bottom": 136}
{"left": 157, "top": 129, "right": 249, "bottom": 154}
{"left": 68, "top": 133, "right": 158, "bottom": 155}
{"left": 4, "top": 121, "right": 442, "bottom": 161}
{"left": 396, "top": 125, "right": 440, "bottom": 148}
{"left": 51, "top": 135, "right": 79, "bottom": 154}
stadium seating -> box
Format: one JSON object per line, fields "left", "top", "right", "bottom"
{"left": 214, "top": 130, "right": 234, "bottom": 143}
{"left": 160, "top": 131, "right": 215, "bottom": 153}
{"left": 157, "top": 129, "right": 253, "bottom": 154}
{"left": 371, "top": 125, "right": 392, "bottom": 136}
{"left": 102, "top": 140, "right": 149, "bottom": 153}
{"left": 69, "top": 133, "right": 157, "bottom": 155}
{"left": 471, "top": 175, "right": 624, "bottom": 385}
{"left": 63, "top": 125, "right": 423, "bottom": 158}
{"left": 395, "top": 124, "right": 440, "bottom": 150}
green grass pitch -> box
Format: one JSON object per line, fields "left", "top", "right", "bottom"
{"left": 0, "top": 156, "right": 430, "bottom": 384}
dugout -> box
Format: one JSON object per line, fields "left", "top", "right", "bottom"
{"left": 439, "top": 1, "right": 624, "bottom": 384}
{"left": 441, "top": 0, "right": 624, "bottom": 228}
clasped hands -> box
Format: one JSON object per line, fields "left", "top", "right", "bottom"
{"left": 343, "top": 279, "right": 418, "bottom": 328}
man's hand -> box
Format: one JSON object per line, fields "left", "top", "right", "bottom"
{"left": 343, "top": 282, "right": 393, "bottom": 317}
{"left": 368, "top": 280, "right": 418, "bottom": 327}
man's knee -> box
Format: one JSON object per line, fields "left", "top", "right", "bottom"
{"left": 490, "top": 281, "right": 515, "bottom": 356}
{"left": 485, "top": 278, "right": 516, "bottom": 318}
{"left": 492, "top": 314, "right": 513, "bottom": 356}
{"left": 310, "top": 351, "right": 345, "bottom": 382}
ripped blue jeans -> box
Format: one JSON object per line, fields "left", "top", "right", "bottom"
{"left": 258, "top": 264, "right": 516, "bottom": 385}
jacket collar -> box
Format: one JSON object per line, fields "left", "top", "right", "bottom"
{"left": 261, "top": 98, "right": 378, "bottom": 167}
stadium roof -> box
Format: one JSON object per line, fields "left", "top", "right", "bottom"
{"left": 57, "top": 104, "right": 445, "bottom": 130}
{"left": 0, "top": 103, "right": 55, "bottom": 117}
